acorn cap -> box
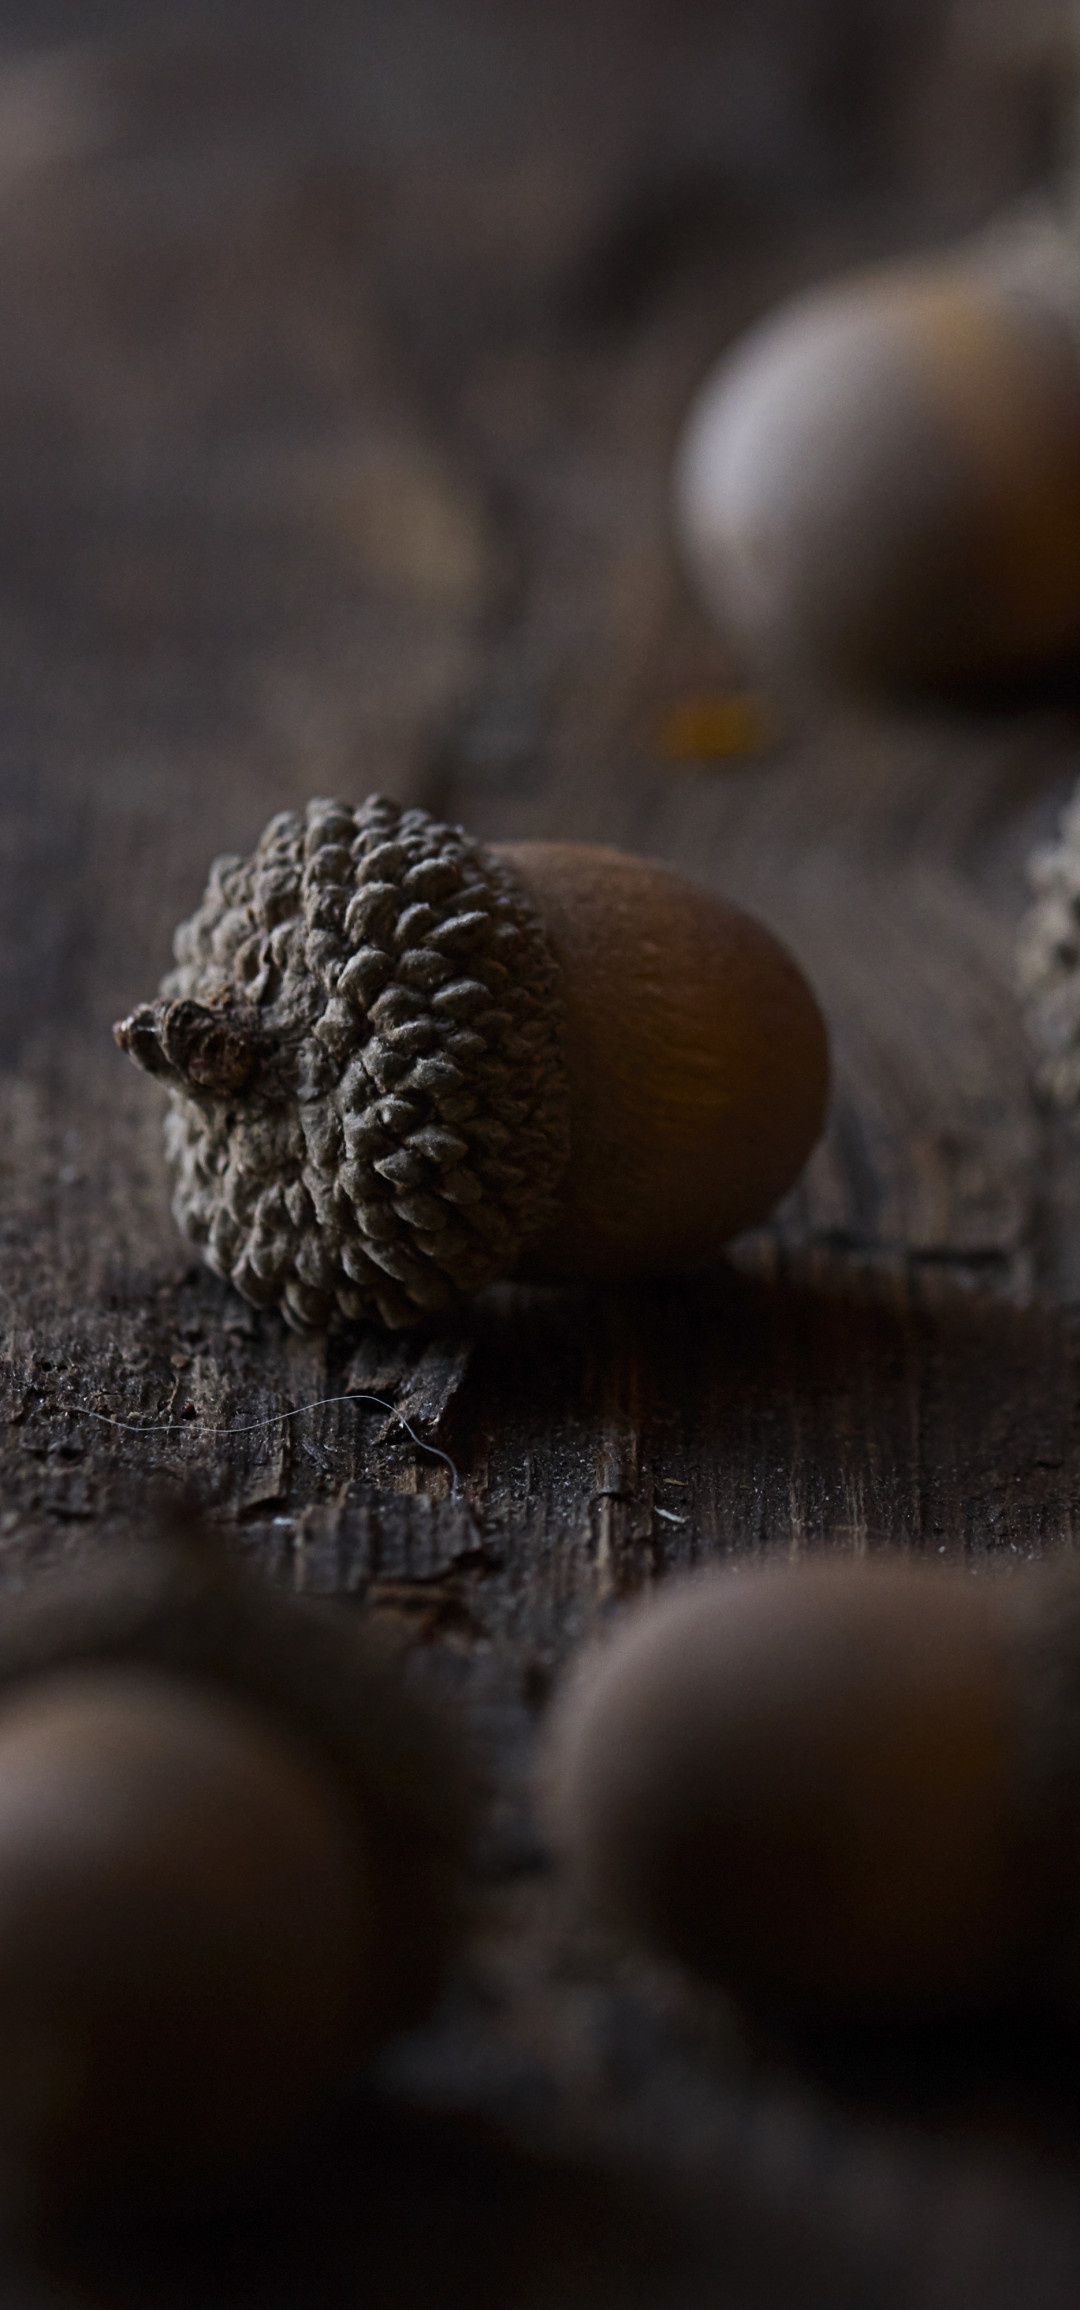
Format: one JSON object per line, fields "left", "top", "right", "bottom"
{"left": 1018, "top": 781, "right": 1080, "bottom": 1111}
{"left": 115, "top": 795, "right": 570, "bottom": 1331}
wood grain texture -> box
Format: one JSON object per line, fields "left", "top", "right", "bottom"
{"left": 4, "top": 3, "right": 1080, "bottom": 2302}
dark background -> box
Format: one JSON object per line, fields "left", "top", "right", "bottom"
{"left": 3, "top": 3, "right": 1080, "bottom": 2303}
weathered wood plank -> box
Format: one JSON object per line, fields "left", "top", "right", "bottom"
{"left": 5, "top": 4, "right": 1080, "bottom": 2302}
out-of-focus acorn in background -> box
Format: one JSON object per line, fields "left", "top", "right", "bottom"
{"left": 541, "top": 1555, "right": 1080, "bottom": 2025}
{"left": 1018, "top": 776, "right": 1080, "bottom": 1108}
{"left": 115, "top": 796, "right": 828, "bottom": 1331}
{"left": 674, "top": 209, "right": 1080, "bottom": 699}
{"left": 0, "top": 1538, "right": 468, "bottom": 2221}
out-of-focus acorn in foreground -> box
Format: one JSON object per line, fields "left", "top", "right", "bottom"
{"left": 0, "top": 1539, "right": 467, "bottom": 2218}
{"left": 541, "top": 1556, "right": 1080, "bottom": 2024}
{"left": 114, "top": 795, "right": 828, "bottom": 1331}
{"left": 675, "top": 212, "right": 1080, "bottom": 698}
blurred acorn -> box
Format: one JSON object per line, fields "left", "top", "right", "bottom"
{"left": 114, "top": 796, "right": 828, "bottom": 1330}
{"left": 674, "top": 209, "right": 1080, "bottom": 698}
{"left": 540, "top": 1554, "right": 1080, "bottom": 2025}
{"left": 0, "top": 1537, "right": 467, "bottom": 2218}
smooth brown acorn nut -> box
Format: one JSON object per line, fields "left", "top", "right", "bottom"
{"left": 675, "top": 218, "right": 1080, "bottom": 697}
{"left": 113, "top": 798, "right": 828, "bottom": 1331}
{"left": 542, "top": 1558, "right": 1042, "bottom": 2023}
{"left": 498, "top": 843, "right": 828, "bottom": 1282}
{"left": 0, "top": 1542, "right": 467, "bottom": 2217}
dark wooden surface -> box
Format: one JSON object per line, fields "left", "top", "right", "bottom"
{"left": 6, "top": 3, "right": 1080, "bottom": 2301}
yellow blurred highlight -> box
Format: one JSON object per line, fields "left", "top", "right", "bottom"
{"left": 657, "top": 692, "right": 776, "bottom": 763}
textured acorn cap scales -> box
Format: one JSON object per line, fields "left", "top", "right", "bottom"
{"left": 1017, "top": 782, "right": 1080, "bottom": 1111}
{"left": 0, "top": 1539, "right": 468, "bottom": 2214}
{"left": 115, "top": 798, "right": 828, "bottom": 1326}
{"left": 115, "top": 794, "right": 570, "bottom": 1333}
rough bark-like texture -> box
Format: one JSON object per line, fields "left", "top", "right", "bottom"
{"left": 5, "top": 2, "right": 1080, "bottom": 2302}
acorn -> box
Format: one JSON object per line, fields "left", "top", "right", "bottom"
{"left": 541, "top": 1555, "right": 1080, "bottom": 2025}
{"left": 113, "top": 795, "right": 828, "bottom": 1331}
{"left": 0, "top": 1538, "right": 468, "bottom": 2216}
{"left": 674, "top": 209, "right": 1080, "bottom": 697}
{"left": 1017, "top": 777, "right": 1080, "bottom": 1110}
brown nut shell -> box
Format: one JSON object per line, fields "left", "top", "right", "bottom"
{"left": 996, "top": 1561, "right": 1080, "bottom": 2014}
{"left": 0, "top": 1665, "right": 372, "bottom": 2209}
{"left": 676, "top": 245, "right": 1080, "bottom": 696}
{"left": 497, "top": 843, "right": 828, "bottom": 1282}
{"left": 0, "top": 1539, "right": 469, "bottom": 2215}
{"left": 542, "top": 1558, "right": 1025, "bottom": 2021}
